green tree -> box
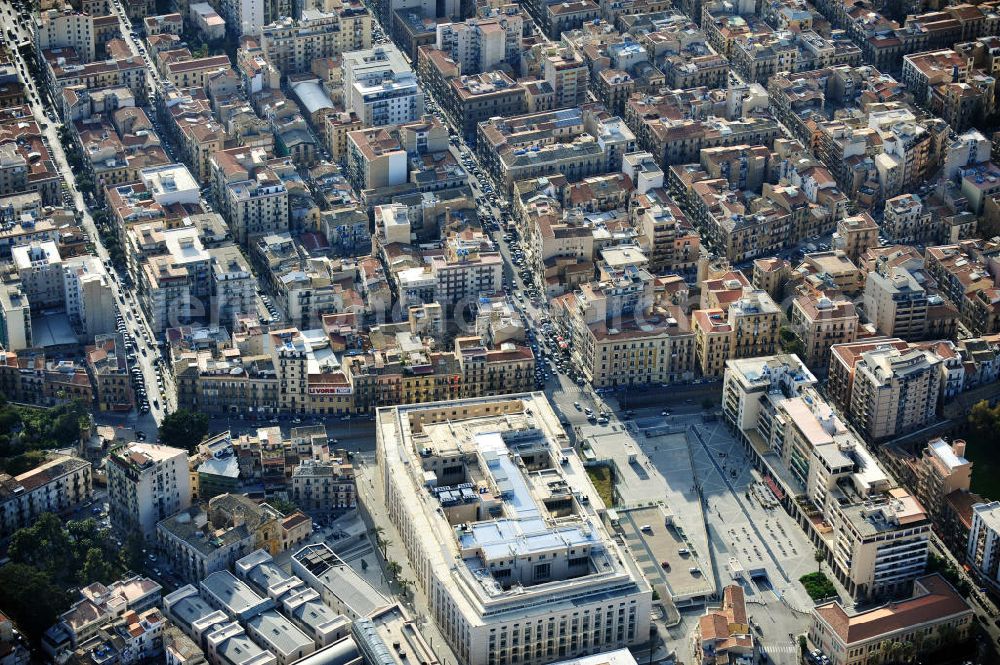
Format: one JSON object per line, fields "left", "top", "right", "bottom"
{"left": 8, "top": 513, "right": 73, "bottom": 577}
{"left": 122, "top": 533, "right": 146, "bottom": 573}
{"left": 158, "top": 409, "right": 210, "bottom": 453}
{"left": 779, "top": 326, "right": 806, "bottom": 357}
{"left": 814, "top": 548, "right": 825, "bottom": 572}
{"left": 267, "top": 497, "right": 299, "bottom": 516}
{"left": 386, "top": 560, "right": 402, "bottom": 580}
{"left": 81, "top": 547, "right": 115, "bottom": 585}
{"left": 0, "top": 564, "right": 69, "bottom": 639}
{"left": 0, "top": 449, "right": 48, "bottom": 475}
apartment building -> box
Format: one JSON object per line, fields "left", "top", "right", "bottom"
{"left": 434, "top": 14, "right": 521, "bottom": 74}
{"left": 968, "top": 502, "right": 1000, "bottom": 593}
{"left": 478, "top": 105, "right": 636, "bottom": 191}
{"left": 44, "top": 50, "right": 148, "bottom": 108}
{"left": 162, "top": 89, "right": 228, "bottom": 183}
{"left": 144, "top": 13, "right": 184, "bottom": 35}
{"left": 165, "top": 55, "right": 233, "bottom": 89}
{"left": 107, "top": 442, "right": 192, "bottom": 542}
{"left": 558, "top": 289, "right": 696, "bottom": 388}
{"left": 723, "top": 355, "right": 931, "bottom": 601}
{"left": 443, "top": 72, "right": 527, "bottom": 144}
{"left": 343, "top": 45, "right": 424, "bottom": 128}
{"left": 35, "top": 8, "right": 98, "bottom": 62}
{"left": 862, "top": 267, "right": 929, "bottom": 340}
{"left": 63, "top": 255, "right": 118, "bottom": 340}
{"left": 259, "top": 7, "right": 372, "bottom": 74}
{"left": 911, "top": 438, "right": 977, "bottom": 553}
{"left": 210, "top": 147, "right": 289, "bottom": 245}
{"left": 345, "top": 116, "right": 449, "bottom": 191}
{"left": 826, "top": 339, "right": 907, "bottom": 413}
{"left": 630, "top": 188, "right": 700, "bottom": 275}
{"left": 215, "top": 0, "right": 287, "bottom": 37}
{"left": 138, "top": 229, "right": 212, "bottom": 334}
{"left": 0, "top": 115, "right": 61, "bottom": 205}
{"left": 699, "top": 144, "right": 770, "bottom": 193}
{"left": 12, "top": 240, "right": 64, "bottom": 308}
{"left": 427, "top": 233, "right": 503, "bottom": 310}
{"left": 542, "top": 48, "right": 590, "bottom": 110}
{"left": 211, "top": 245, "right": 257, "bottom": 327}
{"left": 684, "top": 177, "right": 791, "bottom": 262}
{"left": 810, "top": 575, "right": 972, "bottom": 665}
{"left": 42, "top": 576, "right": 162, "bottom": 659}
{"left": 173, "top": 335, "right": 351, "bottom": 419}
{"left": 902, "top": 48, "right": 972, "bottom": 102}
{"left": 882, "top": 193, "right": 933, "bottom": 244}
{"left": 693, "top": 289, "right": 781, "bottom": 376}
{"left": 0, "top": 454, "right": 92, "bottom": 539}
{"left": 925, "top": 239, "right": 1000, "bottom": 336}
{"left": 638, "top": 116, "right": 780, "bottom": 172}
{"left": 290, "top": 459, "right": 356, "bottom": 518}
{"left": 376, "top": 394, "right": 652, "bottom": 665}
{"left": 157, "top": 495, "right": 283, "bottom": 583}
{"left": 793, "top": 252, "right": 863, "bottom": 299}
{"left": 0, "top": 350, "right": 95, "bottom": 407}
{"left": 833, "top": 213, "right": 880, "bottom": 263}
{"left": 86, "top": 334, "right": 134, "bottom": 412}
{"left": 0, "top": 283, "right": 31, "bottom": 351}
{"left": 455, "top": 336, "right": 536, "bottom": 398}
{"left": 789, "top": 292, "right": 858, "bottom": 368}
{"left": 848, "top": 345, "right": 943, "bottom": 442}
{"left": 752, "top": 258, "right": 791, "bottom": 300}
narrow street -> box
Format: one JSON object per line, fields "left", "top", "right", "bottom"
{"left": 1, "top": 0, "right": 167, "bottom": 435}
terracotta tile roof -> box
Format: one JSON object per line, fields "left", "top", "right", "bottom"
{"left": 814, "top": 574, "right": 971, "bottom": 645}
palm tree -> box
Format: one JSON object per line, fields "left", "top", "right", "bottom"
{"left": 935, "top": 623, "right": 958, "bottom": 644}
{"left": 372, "top": 526, "right": 390, "bottom": 557}
{"left": 813, "top": 548, "right": 825, "bottom": 572}
{"left": 386, "top": 560, "right": 402, "bottom": 580}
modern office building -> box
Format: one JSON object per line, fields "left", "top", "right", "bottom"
{"left": 375, "top": 393, "right": 652, "bottom": 665}
{"left": 723, "top": 355, "right": 931, "bottom": 601}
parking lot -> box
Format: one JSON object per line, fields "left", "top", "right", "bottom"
{"left": 616, "top": 506, "right": 715, "bottom": 606}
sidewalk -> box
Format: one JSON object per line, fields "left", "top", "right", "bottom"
{"left": 354, "top": 460, "right": 461, "bottom": 665}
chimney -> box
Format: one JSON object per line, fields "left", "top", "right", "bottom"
{"left": 952, "top": 439, "right": 966, "bottom": 458}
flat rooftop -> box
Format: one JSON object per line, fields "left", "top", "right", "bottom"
{"left": 377, "top": 393, "right": 650, "bottom": 615}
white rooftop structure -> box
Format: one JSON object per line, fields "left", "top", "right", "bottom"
{"left": 376, "top": 393, "right": 652, "bottom": 665}
{"left": 140, "top": 163, "right": 200, "bottom": 206}
{"left": 927, "top": 438, "right": 969, "bottom": 472}
{"left": 291, "top": 80, "right": 335, "bottom": 117}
